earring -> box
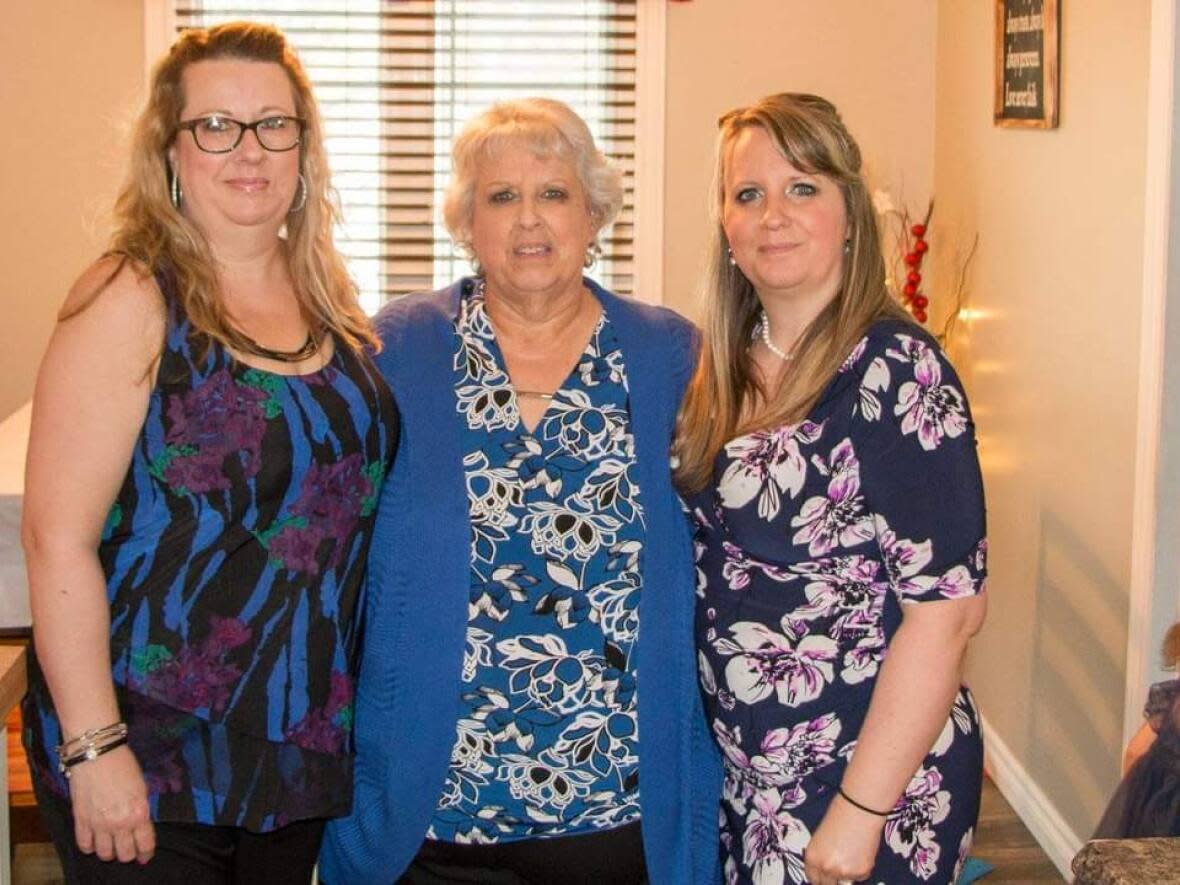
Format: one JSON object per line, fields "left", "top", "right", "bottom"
{"left": 727, "top": 247, "right": 737, "bottom": 266}
{"left": 583, "top": 243, "right": 601, "bottom": 269}
{"left": 290, "top": 173, "right": 307, "bottom": 213}
{"left": 170, "top": 171, "right": 182, "bottom": 209}
{"left": 843, "top": 238, "right": 852, "bottom": 254}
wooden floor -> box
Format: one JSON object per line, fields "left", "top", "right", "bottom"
{"left": 972, "top": 776, "right": 1065, "bottom": 882}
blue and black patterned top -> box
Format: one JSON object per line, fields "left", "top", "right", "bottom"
{"left": 427, "top": 283, "right": 644, "bottom": 842}
{"left": 23, "top": 273, "right": 399, "bottom": 832}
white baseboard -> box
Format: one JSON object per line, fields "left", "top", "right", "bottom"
{"left": 980, "top": 714, "right": 1083, "bottom": 880}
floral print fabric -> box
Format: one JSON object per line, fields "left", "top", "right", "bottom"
{"left": 428, "top": 285, "right": 644, "bottom": 843}
{"left": 23, "top": 284, "right": 399, "bottom": 832}
{"left": 693, "top": 320, "right": 986, "bottom": 883}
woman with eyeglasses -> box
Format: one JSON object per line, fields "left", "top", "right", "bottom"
{"left": 20, "top": 22, "right": 398, "bottom": 883}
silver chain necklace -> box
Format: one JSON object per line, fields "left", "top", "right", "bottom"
{"left": 757, "top": 309, "right": 794, "bottom": 361}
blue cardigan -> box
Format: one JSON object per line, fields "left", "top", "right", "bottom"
{"left": 320, "top": 278, "right": 722, "bottom": 884}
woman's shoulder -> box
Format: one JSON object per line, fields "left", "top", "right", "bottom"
{"left": 58, "top": 255, "right": 167, "bottom": 354}
{"left": 372, "top": 283, "right": 460, "bottom": 335}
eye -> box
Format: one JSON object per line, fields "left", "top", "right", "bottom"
{"left": 489, "top": 189, "right": 516, "bottom": 204}
{"left": 199, "top": 115, "right": 234, "bottom": 133}
{"left": 541, "top": 187, "right": 568, "bottom": 201}
{"left": 734, "top": 186, "right": 761, "bottom": 204}
{"left": 257, "top": 116, "right": 291, "bottom": 131}
{"left": 789, "top": 181, "right": 819, "bottom": 197}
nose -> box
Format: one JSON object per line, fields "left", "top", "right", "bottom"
{"left": 235, "top": 127, "right": 266, "bottom": 161}
{"left": 516, "top": 195, "right": 541, "bottom": 228}
{"left": 761, "top": 194, "right": 788, "bottom": 229}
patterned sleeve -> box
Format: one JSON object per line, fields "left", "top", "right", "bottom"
{"left": 851, "top": 327, "right": 987, "bottom": 605}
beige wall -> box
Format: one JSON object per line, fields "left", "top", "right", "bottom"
{"left": 934, "top": 1, "right": 1149, "bottom": 839}
{"left": 662, "top": 0, "right": 937, "bottom": 319}
{"left": 0, "top": 2, "right": 146, "bottom": 421}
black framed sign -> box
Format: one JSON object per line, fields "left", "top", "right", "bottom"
{"left": 995, "top": 0, "right": 1059, "bottom": 129}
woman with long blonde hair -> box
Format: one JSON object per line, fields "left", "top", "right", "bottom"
{"left": 679, "top": 93, "right": 987, "bottom": 885}
{"left": 22, "top": 21, "right": 398, "bottom": 882}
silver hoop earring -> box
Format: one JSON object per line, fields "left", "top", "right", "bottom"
{"left": 290, "top": 173, "right": 307, "bottom": 213}
{"left": 584, "top": 243, "right": 601, "bottom": 270}
{"left": 470, "top": 256, "right": 483, "bottom": 277}
{"left": 170, "top": 171, "right": 182, "bottom": 209}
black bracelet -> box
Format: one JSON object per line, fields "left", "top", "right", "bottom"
{"left": 837, "top": 784, "right": 893, "bottom": 817}
{"left": 60, "top": 735, "right": 129, "bottom": 777}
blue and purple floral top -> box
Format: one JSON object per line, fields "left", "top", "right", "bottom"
{"left": 427, "top": 283, "right": 644, "bottom": 843}
{"left": 693, "top": 319, "right": 986, "bottom": 883}
{"left": 23, "top": 274, "right": 399, "bottom": 832}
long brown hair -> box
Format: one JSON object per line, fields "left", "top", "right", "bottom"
{"left": 68, "top": 21, "right": 376, "bottom": 353}
{"left": 675, "top": 93, "right": 907, "bottom": 491}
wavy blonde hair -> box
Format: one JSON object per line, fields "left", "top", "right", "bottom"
{"left": 675, "top": 93, "right": 907, "bottom": 492}
{"left": 442, "top": 98, "right": 624, "bottom": 260}
{"left": 71, "top": 21, "right": 376, "bottom": 353}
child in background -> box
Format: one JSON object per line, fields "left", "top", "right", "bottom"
{"left": 1093, "top": 623, "right": 1180, "bottom": 838}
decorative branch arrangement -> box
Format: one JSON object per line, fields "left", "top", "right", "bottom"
{"left": 874, "top": 191, "right": 979, "bottom": 348}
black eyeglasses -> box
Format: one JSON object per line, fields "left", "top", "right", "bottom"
{"left": 175, "top": 115, "right": 305, "bottom": 154}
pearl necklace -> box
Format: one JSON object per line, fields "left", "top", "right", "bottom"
{"left": 757, "top": 309, "right": 794, "bottom": 361}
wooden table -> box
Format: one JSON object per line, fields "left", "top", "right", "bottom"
{"left": 0, "top": 644, "right": 27, "bottom": 883}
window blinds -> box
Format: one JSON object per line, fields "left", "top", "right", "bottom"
{"left": 175, "top": 1, "right": 638, "bottom": 311}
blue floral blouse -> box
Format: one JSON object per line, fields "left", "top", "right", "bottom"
{"left": 693, "top": 319, "right": 987, "bottom": 883}
{"left": 428, "top": 283, "right": 644, "bottom": 843}
{"left": 23, "top": 277, "right": 399, "bottom": 832}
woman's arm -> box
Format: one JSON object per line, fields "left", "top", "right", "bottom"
{"left": 803, "top": 594, "right": 985, "bottom": 885}
{"left": 22, "top": 256, "right": 163, "bottom": 865}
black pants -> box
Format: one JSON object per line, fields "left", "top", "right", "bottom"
{"left": 34, "top": 778, "right": 325, "bottom": 885}
{"left": 395, "top": 822, "right": 647, "bottom": 885}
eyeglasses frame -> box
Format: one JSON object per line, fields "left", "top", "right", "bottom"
{"left": 175, "top": 115, "right": 307, "bottom": 154}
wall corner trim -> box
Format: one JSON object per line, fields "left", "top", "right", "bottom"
{"left": 981, "top": 714, "right": 1084, "bottom": 880}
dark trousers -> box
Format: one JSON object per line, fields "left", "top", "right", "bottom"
{"left": 395, "top": 822, "right": 647, "bottom": 885}
{"left": 34, "top": 778, "right": 325, "bottom": 885}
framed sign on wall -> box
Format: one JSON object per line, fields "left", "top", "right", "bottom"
{"left": 994, "top": 0, "right": 1060, "bottom": 129}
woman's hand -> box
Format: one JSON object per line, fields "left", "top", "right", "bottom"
{"left": 68, "top": 744, "right": 156, "bottom": 864}
{"left": 803, "top": 797, "right": 884, "bottom": 885}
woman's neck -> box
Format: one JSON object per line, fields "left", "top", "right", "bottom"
{"left": 483, "top": 280, "right": 597, "bottom": 348}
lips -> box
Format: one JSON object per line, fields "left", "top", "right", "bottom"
{"left": 513, "top": 243, "right": 552, "bottom": 256}
{"left": 225, "top": 177, "right": 269, "bottom": 193}
{"left": 758, "top": 242, "right": 800, "bottom": 255}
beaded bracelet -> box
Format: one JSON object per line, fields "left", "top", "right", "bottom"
{"left": 837, "top": 784, "right": 893, "bottom": 818}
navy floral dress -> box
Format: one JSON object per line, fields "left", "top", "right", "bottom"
{"left": 23, "top": 278, "right": 399, "bottom": 832}
{"left": 427, "top": 283, "right": 644, "bottom": 843}
{"left": 693, "top": 319, "right": 986, "bottom": 884}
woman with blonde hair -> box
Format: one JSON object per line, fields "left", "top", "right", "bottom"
{"left": 21, "top": 21, "right": 398, "bottom": 882}
{"left": 320, "top": 97, "right": 720, "bottom": 885}
{"left": 679, "top": 93, "right": 987, "bottom": 884}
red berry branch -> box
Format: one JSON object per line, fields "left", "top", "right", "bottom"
{"left": 899, "top": 202, "right": 935, "bottom": 325}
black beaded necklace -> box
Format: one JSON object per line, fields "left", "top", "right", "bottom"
{"left": 236, "top": 329, "right": 322, "bottom": 363}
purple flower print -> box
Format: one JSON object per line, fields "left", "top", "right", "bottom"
{"left": 265, "top": 453, "right": 374, "bottom": 575}
{"left": 162, "top": 369, "right": 269, "bottom": 492}
{"left": 717, "top": 622, "right": 838, "bottom": 708}
{"left": 895, "top": 349, "right": 969, "bottom": 451}
{"left": 885, "top": 765, "right": 953, "bottom": 880}
{"left": 135, "top": 616, "right": 252, "bottom": 715}
{"left": 721, "top": 541, "right": 792, "bottom": 591}
{"left": 790, "top": 439, "right": 874, "bottom": 556}
{"left": 749, "top": 713, "right": 841, "bottom": 784}
{"left": 719, "top": 421, "right": 825, "bottom": 521}
{"left": 741, "top": 787, "right": 809, "bottom": 885}
{"left": 284, "top": 670, "right": 354, "bottom": 754}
